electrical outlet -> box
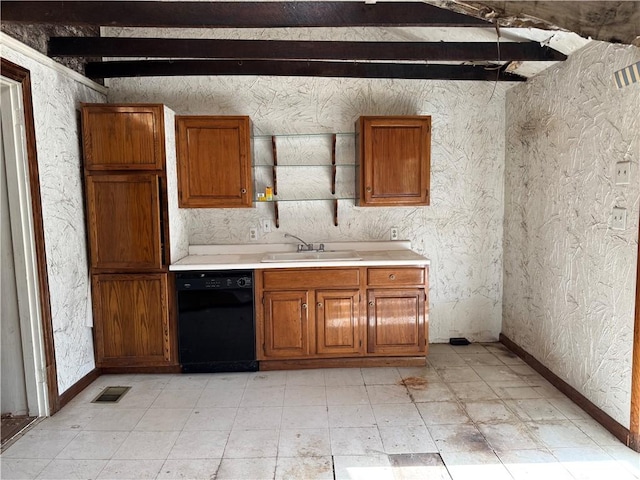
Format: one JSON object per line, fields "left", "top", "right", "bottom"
{"left": 611, "top": 207, "right": 627, "bottom": 230}
{"left": 261, "top": 218, "right": 271, "bottom": 233}
{"left": 615, "top": 161, "right": 631, "bottom": 185}
{"left": 249, "top": 227, "right": 258, "bottom": 241}
{"left": 390, "top": 227, "right": 399, "bottom": 241}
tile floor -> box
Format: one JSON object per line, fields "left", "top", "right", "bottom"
{"left": 2, "top": 342, "right": 639, "bottom": 479}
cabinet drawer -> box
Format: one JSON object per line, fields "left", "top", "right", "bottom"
{"left": 367, "top": 268, "right": 425, "bottom": 286}
{"left": 262, "top": 268, "right": 360, "bottom": 290}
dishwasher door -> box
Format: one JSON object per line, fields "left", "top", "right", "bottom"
{"left": 176, "top": 271, "right": 258, "bottom": 373}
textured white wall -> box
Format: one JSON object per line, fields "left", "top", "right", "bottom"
{"left": 504, "top": 42, "right": 640, "bottom": 428}
{"left": 1, "top": 44, "right": 106, "bottom": 393}
{"left": 107, "top": 67, "right": 508, "bottom": 344}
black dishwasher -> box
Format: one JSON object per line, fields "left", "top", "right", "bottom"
{"left": 176, "top": 270, "right": 258, "bottom": 373}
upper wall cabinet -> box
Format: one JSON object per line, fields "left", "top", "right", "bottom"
{"left": 176, "top": 116, "right": 253, "bottom": 208}
{"left": 356, "top": 116, "right": 431, "bottom": 206}
{"left": 82, "top": 104, "right": 166, "bottom": 171}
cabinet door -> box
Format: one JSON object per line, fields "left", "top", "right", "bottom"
{"left": 92, "top": 274, "right": 171, "bottom": 367}
{"left": 262, "top": 290, "right": 312, "bottom": 359}
{"left": 86, "top": 174, "right": 163, "bottom": 271}
{"left": 367, "top": 289, "right": 426, "bottom": 355}
{"left": 82, "top": 104, "right": 165, "bottom": 171}
{"left": 358, "top": 116, "right": 430, "bottom": 206}
{"left": 176, "top": 116, "right": 252, "bottom": 208}
{"left": 316, "top": 290, "right": 363, "bottom": 356}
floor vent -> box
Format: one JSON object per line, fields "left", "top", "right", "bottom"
{"left": 92, "top": 386, "right": 131, "bottom": 404}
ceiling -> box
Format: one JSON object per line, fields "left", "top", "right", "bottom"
{"left": 2, "top": 1, "right": 638, "bottom": 82}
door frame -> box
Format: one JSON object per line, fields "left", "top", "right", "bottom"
{"left": 631, "top": 218, "right": 640, "bottom": 449}
{"left": 1, "top": 58, "right": 59, "bottom": 416}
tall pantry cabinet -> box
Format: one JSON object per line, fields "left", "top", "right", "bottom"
{"left": 82, "top": 104, "right": 178, "bottom": 371}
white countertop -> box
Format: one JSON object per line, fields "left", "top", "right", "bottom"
{"left": 170, "top": 241, "right": 430, "bottom": 271}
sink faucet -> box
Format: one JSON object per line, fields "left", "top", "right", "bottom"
{"left": 284, "top": 233, "right": 324, "bottom": 252}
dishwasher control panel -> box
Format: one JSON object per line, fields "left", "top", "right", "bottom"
{"left": 176, "top": 271, "right": 253, "bottom": 290}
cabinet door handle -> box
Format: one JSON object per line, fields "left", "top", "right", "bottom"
{"left": 368, "top": 301, "right": 374, "bottom": 307}
{"left": 389, "top": 274, "right": 396, "bottom": 280}
{"left": 317, "top": 302, "right": 323, "bottom": 308}
{"left": 366, "top": 186, "right": 372, "bottom": 192}
{"left": 241, "top": 188, "right": 247, "bottom": 194}
{"left": 302, "top": 303, "right": 307, "bottom": 309}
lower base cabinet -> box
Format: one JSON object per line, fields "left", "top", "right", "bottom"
{"left": 92, "top": 273, "right": 174, "bottom": 368}
{"left": 256, "top": 266, "right": 428, "bottom": 364}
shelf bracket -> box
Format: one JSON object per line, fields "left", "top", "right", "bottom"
{"left": 331, "top": 133, "right": 337, "bottom": 195}
{"left": 271, "top": 135, "right": 278, "bottom": 195}
{"left": 274, "top": 201, "right": 280, "bottom": 229}
{"left": 334, "top": 199, "right": 338, "bottom": 227}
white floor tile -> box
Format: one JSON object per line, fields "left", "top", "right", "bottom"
{"left": 246, "top": 371, "right": 288, "bottom": 388}
{"left": 527, "top": 421, "right": 598, "bottom": 449}
{"left": 416, "top": 401, "right": 470, "bottom": 426}
{"left": 150, "top": 389, "right": 202, "bottom": 409}
{"left": 112, "top": 431, "right": 179, "bottom": 460}
{"left": 286, "top": 369, "right": 326, "bottom": 386}
{"left": 34, "top": 407, "right": 97, "bottom": 431}
{"left": 275, "top": 456, "right": 334, "bottom": 480}
{"left": 56, "top": 431, "right": 128, "bottom": 460}
{"left": 232, "top": 406, "right": 283, "bottom": 430}
{"left": 472, "top": 365, "right": 522, "bottom": 383}
{"left": 223, "top": 428, "right": 279, "bottom": 458}
{"left": 547, "top": 396, "right": 592, "bottom": 420}
{"left": 35, "top": 459, "right": 106, "bottom": 480}
{"left": 3, "top": 429, "right": 79, "bottom": 459}
{"left": 196, "top": 388, "right": 244, "bottom": 408}
{"left": 388, "top": 452, "right": 453, "bottom": 480}
{"left": 427, "top": 424, "right": 492, "bottom": 453}
{"left": 428, "top": 354, "right": 467, "bottom": 369}
{"left": 504, "top": 398, "right": 567, "bottom": 422}
{"left": 281, "top": 405, "right": 329, "bottom": 429}
{"left": 215, "top": 457, "right": 277, "bottom": 480}
{"left": 205, "top": 373, "right": 250, "bottom": 389}
{"left": 83, "top": 409, "right": 146, "bottom": 432}
{"left": 496, "top": 449, "right": 574, "bottom": 480}
{"left": 326, "top": 386, "right": 370, "bottom": 405}
{"left": 167, "top": 430, "right": 229, "bottom": 459}
{"left": 378, "top": 425, "right": 438, "bottom": 454}
{"left": 448, "top": 382, "right": 499, "bottom": 401}
{"left": 366, "top": 385, "right": 411, "bottom": 404}
{"left": 440, "top": 450, "right": 513, "bottom": 480}
{"left": 550, "top": 446, "right": 637, "bottom": 480}
{"left": 602, "top": 445, "right": 640, "bottom": 478}
{"left": 489, "top": 383, "right": 542, "bottom": 400}
{"left": 458, "top": 353, "right": 504, "bottom": 366}
{"left": 156, "top": 458, "right": 220, "bottom": 480}
{"left": 240, "top": 385, "right": 286, "bottom": 407}
{"left": 330, "top": 427, "right": 384, "bottom": 455}
{"left": 462, "top": 400, "right": 518, "bottom": 424}
{"left": 0, "top": 458, "right": 51, "bottom": 479}
{"left": 406, "top": 382, "right": 456, "bottom": 403}
{"left": 283, "top": 386, "right": 327, "bottom": 406}
{"left": 163, "top": 375, "right": 209, "bottom": 391}
{"left": 435, "top": 367, "right": 483, "bottom": 383}
{"left": 328, "top": 404, "right": 376, "bottom": 428}
{"left": 333, "top": 454, "right": 393, "bottom": 480}
{"left": 477, "top": 422, "right": 542, "bottom": 451}
{"left": 361, "top": 367, "right": 402, "bottom": 385}
{"left": 183, "top": 407, "right": 237, "bottom": 431}
{"left": 97, "top": 459, "right": 164, "bottom": 480}
{"left": 397, "top": 366, "right": 442, "bottom": 383}
{"left": 324, "top": 368, "right": 365, "bottom": 386}
{"left": 572, "top": 418, "right": 624, "bottom": 446}
{"left": 134, "top": 408, "right": 191, "bottom": 431}
{"left": 372, "top": 403, "right": 425, "bottom": 427}
{"left": 278, "top": 428, "right": 331, "bottom": 457}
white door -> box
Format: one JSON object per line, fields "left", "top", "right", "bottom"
{"left": 0, "top": 77, "right": 49, "bottom": 417}
{"left": 0, "top": 102, "right": 29, "bottom": 415}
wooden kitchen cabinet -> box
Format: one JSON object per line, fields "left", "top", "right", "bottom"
{"left": 263, "top": 290, "right": 312, "bottom": 358}
{"left": 86, "top": 174, "right": 164, "bottom": 272}
{"left": 82, "top": 103, "right": 178, "bottom": 372}
{"left": 92, "top": 274, "right": 172, "bottom": 367}
{"left": 176, "top": 116, "right": 252, "bottom": 208}
{"left": 356, "top": 116, "right": 431, "bottom": 206}
{"left": 366, "top": 267, "right": 428, "bottom": 355}
{"left": 316, "top": 289, "right": 363, "bottom": 355}
{"left": 82, "top": 104, "right": 166, "bottom": 171}
{"left": 367, "top": 289, "right": 426, "bottom": 355}
{"left": 257, "top": 268, "right": 363, "bottom": 361}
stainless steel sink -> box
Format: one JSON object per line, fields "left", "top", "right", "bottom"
{"left": 261, "top": 250, "right": 362, "bottom": 263}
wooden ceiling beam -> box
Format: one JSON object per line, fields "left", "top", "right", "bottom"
{"left": 49, "top": 37, "right": 567, "bottom": 62}
{"left": 3, "top": 1, "right": 491, "bottom": 28}
{"left": 84, "top": 59, "right": 526, "bottom": 81}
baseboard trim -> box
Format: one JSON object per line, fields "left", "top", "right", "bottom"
{"left": 57, "top": 368, "right": 101, "bottom": 410}
{"left": 499, "top": 333, "right": 631, "bottom": 447}
{"left": 260, "top": 356, "right": 426, "bottom": 371}
{"left": 99, "top": 365, "right": 182, "bottom": 374}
